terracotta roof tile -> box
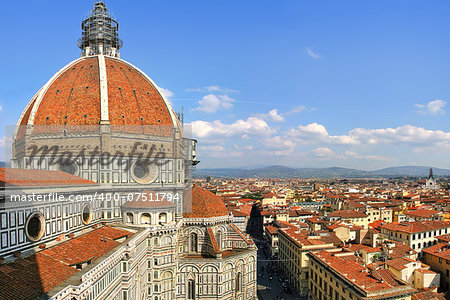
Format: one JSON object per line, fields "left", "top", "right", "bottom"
{"left": 381, "top": 221, "right": 450, "bottom": 233}
{"left": 310, "top": 250, "right": 415, "bottom": 295}
{"left": 0, "top": 167, "right": 96, "bottom": 187}
{"left": 17, "top": 56, "right": 177, "bottom": 137}
{"left": 183, "top": 187, "right": 229, "bottom": 218}
{"left": 329, "top": 210, "right": 368, "bottom": 218}
{"left": 0, "top": 226, "right": 132, "bottom": 300}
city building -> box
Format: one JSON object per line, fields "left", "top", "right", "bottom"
{"left": 423, "top": 242, "right": 450, "bottom": 290}
{"left": 308, "top": 249, "right": 416, "bottom": 300}
{"left": 327, "top": 210, "right": 369, "bottom": 229}
{"left": 404, "top": 209, "right": 443, "bottom": 221}
{"left": 261, "top": 192, "right": 286, "bottom": 206}
{"left": 424, "top": 169, "right": 440, "bottom": 191}
{"left": 381, "top": 221, "right": 450, "bottom": 255}
{"left": 385, "top": 257, "right": 440, "bottom": 289}
{"left": 278, "top": 227, "right": 336, "bottom": 297}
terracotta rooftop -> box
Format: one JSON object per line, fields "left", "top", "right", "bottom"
{"left": 0, "top": 226, "right": 133, "bottom": 300}
{"left": 17, "top": 56, "right": 177, "bottom": 137}
{"left": 183, "top": 187, "right": 229, "bottom": 218}
{"left": 382, "top": 241, "right": 417, "bottom": 259}
{"left": 381, "top": 220, "right": 450, "bottom": 234}
{"left": 0, "top": 167, "right": 96, "bottom": 188}
{"left": 436, "top": 234, "right": 450, "bottom": 243}
{"left": 423, "top": 242, "right": 450, "bottom": 260}
{"left": 280, "top": 227, "right": 338, "bottom": 248}
{"left": 385, "top": 257, "right": 418, "bottom": 271}
{"left": 404, "top": 209, "right": 442, "bottom": 218}
{"left": 413, "top": 290, "right": 446, "bottom": 300}
{"left": 310, "top": 250, "right": 416, "bottom": 296}
{"left": 262, "top": 192, "right": 279, "bottom": 198}
{"left": 329, "top": 210, "right": 368, "bottom": 218}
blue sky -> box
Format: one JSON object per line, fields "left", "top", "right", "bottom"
{"left": 1, "top": 0, "right": 450, "bottom": 169}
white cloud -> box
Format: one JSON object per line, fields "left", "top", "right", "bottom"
{"left": 305, "top": 47, "right": 320, "bottom": 59}
{"left": 311, "top": 147, "right": 335, "bottom": 158}
{"left": 415, "top": 99, "right": 446, "bottom": 115}
{"left": 287, "top": 123, "right": 358, "bottom": 145}
{"left": 287, "top": 123, "right": 450, "bottom": 147}
{"left": 262, "top": 136, "right": 295, "bottom": 156}
{"left": 189, "top": 117, "right": 450, "bottom": 168}
{"left": 267, "top": 109, "right": 284, "bottom": 122}
{"left": 0, "top": 136, "right": 4, "bottom": 148}
{"left": 0, "top": 104, "right": 3, "bottom": 113}
{"left": 233, "top": 144, "right": 254, "bottom": 150}
{"left": 344, "top": 151, "right": 388, "bottom": 161}
{"left": 159, "top": 88, "right": 174, "bottom": 105}
{"left": 187, "top": 86, "right": 238, "bottom": 93}
{"left": 255, "top": 106, "right": 309, "bottom": 122}
{"left": 349, "top": 125, "right": 450, "bottom": 145}
{"left": 193, "top": 94, "right": 235, "bottom": 113}
{"left": 255, "top": 109, "right": 285, "bottom": 122}
{"left": 198, "top": 145, "right": 226, "bottom": 151}
{"left": 190, "top": 117, "right": 275, "bottom": 139}
{"left": 285, "top": 105, "right": 306, "bottom": 115}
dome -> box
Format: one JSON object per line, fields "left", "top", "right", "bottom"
{"left": 184, "top": 187, "right": 229, "bottom": 218}
{"left": 16, "top": 55, "right": 180, "bottom": 137}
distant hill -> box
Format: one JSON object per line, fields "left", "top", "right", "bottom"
{"left": 370, "top": 166, "right": 450, "bottom": 177}
{"left": 193, "top": 165, "right": 450, "bottom": 178}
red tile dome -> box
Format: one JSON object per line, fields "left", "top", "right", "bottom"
{"left": 184, "top": 187, "right": 229, "bottom": 218}
{"left": 16, "top": 55, "right": 179, "bottom": 137}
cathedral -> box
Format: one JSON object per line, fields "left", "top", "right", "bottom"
{"left": 424, "top": 168, "right": 440, "bottom": 190}
{"left": 0, "top": 2, "right": 257, "bottom": 300}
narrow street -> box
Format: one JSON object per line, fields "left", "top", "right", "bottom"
{"left": 255, "top": 243, "right": 303, "bottom": 300}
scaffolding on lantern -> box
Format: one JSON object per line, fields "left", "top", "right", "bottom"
{"left": 77, "top": 1, "right": 123, "bottom": 57}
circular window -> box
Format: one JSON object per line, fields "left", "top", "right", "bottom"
{"left": 59, "top": 161, "right": 78, "bottom": 175}
{"left": 81, "top": 204, "right": 93, "bottom": 225}
{"left": 131, "top": 161, "right": 158, "bottom": 184}
{"left": 134, "top": 164, "right": 149, "bottom": 179}
{"left": 25, "top": 212, "right": 45, "bottom": 242}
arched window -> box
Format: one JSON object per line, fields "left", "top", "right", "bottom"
{"left": 190, "top": 232, "right": 198, "bottom": 253}
{"left": 159, "top": 212, "right": 167, "bottom": 225}
{"left": 216, "top": 230, "right": 223, "bottom": 250}
{"left": 236, "top": 272, "right": 242, "bottom": 292}
{"left": 140, "top": 213, "right": 151, "bottom": 224}
{"left": 223, "top": 264, "right": 233, "bottom": 291}
{"left": 126, "top": 212, "right": 134, "bottom": 224}
{"left": 187, "top": 279, "right": 195, "bottom": 300}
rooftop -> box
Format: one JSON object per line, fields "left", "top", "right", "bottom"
{"left": 329, "top": 210, "right": 368, "bottom": 218}
{"left": 310, "top": 250, "right": 416, "bottom": 298}
{"left": 0, "top": 226, "right": 133, "bottom": 300}
{"left": 0, "top": 167, "right": 96, "bottom": 188}
{"left": 183, "top": 187, "right": 229, "bottom": 218}
{"left": 381, "top": 221, "right": 450, "bottom": 234}
{"left": 404, "top": 209, "right": 441, "bottom": 218}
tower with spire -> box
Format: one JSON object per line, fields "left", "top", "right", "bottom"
{"left": 77, "top": 1, "right": 123, "bottom": 57}
{"left": 425, "top": 167, "right": 439, "bottom": 190}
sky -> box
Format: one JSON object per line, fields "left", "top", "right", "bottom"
{"left": 1, "top": 0, "right": 450, "bottom": 169}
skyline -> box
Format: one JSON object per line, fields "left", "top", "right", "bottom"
{"left": 1, "top": 0, "right": 450, "bottom": 169}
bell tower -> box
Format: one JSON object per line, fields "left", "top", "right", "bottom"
{"left": 77, "top": 1, "right": 123, "bottom": 57}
